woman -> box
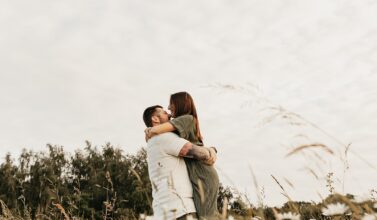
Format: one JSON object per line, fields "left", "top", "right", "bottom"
{"left": 145, "top": 92, "right": 220, "bottom": 219}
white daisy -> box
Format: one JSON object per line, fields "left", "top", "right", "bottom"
{"left": 352, "top": 194, "right": 371, "bottom": 203}
{"left": 276, "top": 211, "right": 300, "bottom": 220}
{"left": 321, "top": 202, "right": 350, "bottom": 216}
{"left": 362, "top": 214, "right": 377, "bottom": 220}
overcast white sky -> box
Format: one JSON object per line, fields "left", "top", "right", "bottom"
{"left": 1, "top": 0, "right": 377, "bottom": 206}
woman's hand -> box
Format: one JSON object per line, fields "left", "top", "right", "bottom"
{"left": 144, "top": 127, "right": 153, "bottom": 142}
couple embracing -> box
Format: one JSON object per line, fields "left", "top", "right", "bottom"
{"left": 142, "top": 92, "right": 221, "bottom": 220}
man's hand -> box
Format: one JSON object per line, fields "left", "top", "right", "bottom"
{"left": 203, "top": 147, "right": 217, "bottom": 165}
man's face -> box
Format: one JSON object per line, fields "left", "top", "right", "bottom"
{"left": 153, "top": 107, "right": 170, "bottom": 124}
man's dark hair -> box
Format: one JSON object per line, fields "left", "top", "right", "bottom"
{"left": 143, "top": 105, "right": 163, "bottom": 127}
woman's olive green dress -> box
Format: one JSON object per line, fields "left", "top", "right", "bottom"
{"left": 170, "top": 115, "right": 220, "bottom": 219}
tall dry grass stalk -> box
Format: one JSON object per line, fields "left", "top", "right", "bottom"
{"left": 285, "top": 143, "right": 334, "bottom": 157}
{"left": 326, "top": 172, "right": 335, "bottom": 195}
{"left": 216, "top": 166, "right": 253, "bottom": 208}
{"left": 342, "top": 143, "right": 351, "bottom": 194}
{"left": 303, "top": 166, "right": 319, "bottom": 180}
{"left": 0, "top": 199, "right": 13, "bottom": 219}
{"left": 270, "top": 175, "right": 299, "bottom": 213}
{"left": 221, "top": 197, "right": 228, "bottom": 220}
{"left": 272, "top": 208, "right": 281, "bottom": 220}
{"left": 334, "top": 194, "right": 362, "bottom": 219}
{"left": 249, "top": 164, "right": 266, "bottom": 220}
{"left": 273, "top": 104, "right": 377, "bottom": 174}
{"left": 283, "top": 178, "right": 294, "bottom": 189}
{"left": 52, "top": 202, "right": 70, "bottom": 220}
{"left": 249, "top": 165, "right": 263, "bottom": 207}
{"left": 208, "top": 83, "right": 377, "bottom": 174}
{"left": 130, "top": 167, "right": 152, "bottom": 210}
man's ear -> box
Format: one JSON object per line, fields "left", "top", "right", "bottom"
{"left": 151, "top": 115, "right": 159, "bottom": 124}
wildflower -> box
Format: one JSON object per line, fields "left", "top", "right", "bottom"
{"left": 186, "top": 215, "right": 195, "bottom": 220}
{"left": 362, "top": 214, "right": 377, "bottom": 220}
{"left": 321, "top": 202, "right": 350, "bottom": 216}
{"left": 276, "top": 211, "right": 300, "bottom": 220}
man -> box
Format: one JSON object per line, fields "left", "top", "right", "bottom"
{"left": 142, "top": 105, "right": 217, "bottom": 220}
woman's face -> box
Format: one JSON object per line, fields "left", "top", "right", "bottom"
{"left": 168, "top": 102, "right": 175, "bottom": 118}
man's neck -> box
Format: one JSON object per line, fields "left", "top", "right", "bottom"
{"left": 151, "top": 123, "right": 160, "bottom": 127}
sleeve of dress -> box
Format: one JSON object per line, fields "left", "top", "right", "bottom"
{"left": 169, "top": 115, "right": 194, "bottom": 139}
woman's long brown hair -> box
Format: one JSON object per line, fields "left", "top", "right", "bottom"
{"left": 170, "top": 92, "right": 203, "bottom": 143}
